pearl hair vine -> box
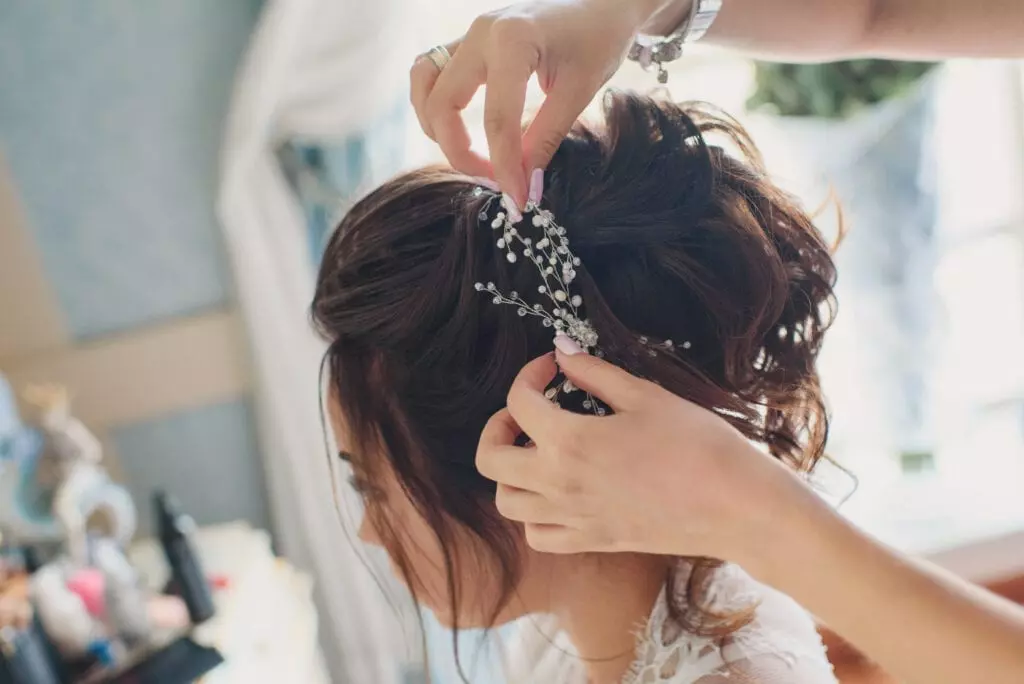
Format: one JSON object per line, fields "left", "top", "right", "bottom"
{"left": 471, "top": 182, "right": 607, "bottom": 414}
{"left": 470, "top": 178, "right": 691, "bottom": 416}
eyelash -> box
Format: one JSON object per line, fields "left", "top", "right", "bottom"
{"left": 338, "top": 451, "right": 384, "bottom": 502}
{"left": 347, "top": 473, "right": 384, "bottom": 502}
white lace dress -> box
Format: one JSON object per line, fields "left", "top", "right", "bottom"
{"left": 506, "top": 561, "right": 837, "bottom": 683}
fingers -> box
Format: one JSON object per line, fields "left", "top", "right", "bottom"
{"left": 505, "top": 353, "right": 569, "bottom": 437}
{"left": 477, "top": 409, "right": 553, "bottom": 493}
{"left": 477, "top": 446, "right": 543, "bottom": 492}
{"left": 513, "top": 351, "right": 559, "bottom": 393}
{"left": 476, "top": 411, "right": 543, "bottom": 491}
{"left": 494, "top": 484, "right": 565, "bottom": 525}
{"left": 483, "top": 42, "right": 538, "bottom": 208}
{"left": 524, "top": 523, "right": 595, "bottom": 554}
{"left": 522, "top": 79, "right": 597, "bottom": 172}
{"left": 555, "top": 347, "right": 651, "bottom": 412}
{"left": 478, "top": 407, "right": 522, "bottom": 451}
{"left": 424, "top": 41, "right": 492, "bottom": 178}
{"left": 410, "top": 40, "right": 461, "bottom": 140}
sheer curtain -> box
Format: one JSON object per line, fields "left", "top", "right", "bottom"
{"left": 216, "top": 1, "right": 421, "bottom": 681}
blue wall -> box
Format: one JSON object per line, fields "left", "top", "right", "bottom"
{"left": 0, "top": 0, "right": 261, "bottom": 340}
{"left": 0, "top": 1, "right": 268, "bottom": 532}
{"left": 112, "top": 399, "right": 269, "bottom": 535}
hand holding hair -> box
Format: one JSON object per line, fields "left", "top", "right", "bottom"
{"left": 410, "top": 0, "right": 670, "bottom": 207}
{"left": 476, "top": 341, "right": 802, "bottom": 564}
{"left": 477, "top": 344, "right": 1024, "bottom": 684}
{"left": 415, "top": 0, "right": 1024, "bottom": 207}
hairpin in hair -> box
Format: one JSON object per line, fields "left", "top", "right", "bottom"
{"left": 470, "top": 176, "right": 691, "bottom": 415}
{"left": 471, "top": 178, "right": 607, "bottom": 414}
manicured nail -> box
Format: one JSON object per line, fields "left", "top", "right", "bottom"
{"left": 528, "top": 168, "right": 544, "bottom": 205}
{"left": 553, "top": 332, "right": 583, "bottom": 356}
{"left": 475, "top": 177, "right": 501, "bottom": 192}
{"left": 502, "top": 193, "right": 523, "bottom": 223}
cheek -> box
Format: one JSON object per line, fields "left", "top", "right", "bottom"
{"left": 373, "top": 495, "right": 526, "bottom": 628}
{"left": 357, "top": 513, "right": 382, "bottom": 547}
{"left": 373, "top": 494, "right": 451, "bottom": 606}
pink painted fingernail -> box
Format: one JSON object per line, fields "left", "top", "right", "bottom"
{"left": 553, "top": 332, "right": 583, "bottom": 356}
{"left": 528, "top": 168, "right": 544, "bottom": 205}
{"left": 502, "top": 193, "right": 523, "bottom": 223}
{"left": 475, "top": 177, "right": 501, "bottom": 192}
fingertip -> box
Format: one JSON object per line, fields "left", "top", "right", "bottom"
{"left": 516, "top": 351, "right": 559, "bottom": 385}
{"left": 479, "top": 407, "right": 519, "bottom": 448}
{"left": 513, "top": 185, "right": 528, "bottom": 212}
{"left": 553, "top": 348, "right": 644, "bottom": 412}
{"left": 554, "top": 346, "right": 599, "bottom": 372}
{"left": 506, "top": 353, "right": 560, "bottom": 425}
{"left": 553, "top": 332, "right": 584, "bottom": 357}
{"left": 528, "top": 168, "right": 544, "bottom": 205}
{"left": 553, "top": 348, "right": 598, "bottom": 384}
{"left": 493, "top": 168, "right": 528, "bottom": 210}
{"left": 501, "top": 192, "right": 523, "bottom": 223}
{"left": 524, "top": 524, "right": 583, "bottom": 555}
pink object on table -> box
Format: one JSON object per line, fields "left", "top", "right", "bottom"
{"left": 209, "top": 573, "right": 231, "bottom": 591}
{"left": 66, "top": 568, "right": 106, "bottom": 618}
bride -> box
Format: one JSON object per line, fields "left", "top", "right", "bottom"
{"left": 311, "top": 91, "right": 838, "bottom": 683}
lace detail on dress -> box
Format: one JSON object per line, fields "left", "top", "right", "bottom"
{"left": 503, "top": 560, "right": 837, "bottom": 683}
{"left": 623, "top": 561, "right": 837, "bottom": 684}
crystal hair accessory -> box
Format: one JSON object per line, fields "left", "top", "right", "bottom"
{"left": 472, "top": 191, "right": 598, "bottom": 350}
{"left": 471, "top": 181, "right": 607, "bottom": 414}
{"left": 470, "top": 178, "right": 691, "bottom": 415}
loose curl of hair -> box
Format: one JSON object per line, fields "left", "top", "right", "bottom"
{"left": 311, "top": 91, "right": 837, "bottom": 674}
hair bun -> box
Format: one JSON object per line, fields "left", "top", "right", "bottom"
{"left": 537, "top": 91, "right": 836, "bottom": 472}
{"left": 544, "top": 92, "right": 733, "bottom": 251}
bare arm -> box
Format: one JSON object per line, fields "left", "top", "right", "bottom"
{"left": 414, "top": 0, "right": 1022, "bottom": 206}
{"left": 647, "top": 0, "right": 1024, "bottom": 59}
{"left": 479, "top": 351, "right": 1024, "bottom": 684}
{"left": 748, "top": 488, "right": 1024, "bottom": 684}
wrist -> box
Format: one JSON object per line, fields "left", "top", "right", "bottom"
{"left": 639, "top": 0, "right": 694, "bottom": 36}
{"left": 729, "top": 466, "right": 842, "bottom": 582}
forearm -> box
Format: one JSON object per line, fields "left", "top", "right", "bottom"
{"left": 752, "top": 494, "right": 1024, "bottom": 684}
{"left": 643, "top": 0, "right": 1024, "bottom": 59}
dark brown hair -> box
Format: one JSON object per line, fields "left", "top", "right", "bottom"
{"left": 312, "top": 91, "right": 837, "bottom": 668}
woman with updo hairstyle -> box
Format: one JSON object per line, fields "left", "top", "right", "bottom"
{"left": 312, "top": 92, "right": 838, "bottom": 683}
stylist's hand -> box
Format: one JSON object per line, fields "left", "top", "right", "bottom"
{"left": 476, "top": 339, "right": 814, "bottom": 564}
{"left": 410, "top": 0, "right": 672, "bottom": 206}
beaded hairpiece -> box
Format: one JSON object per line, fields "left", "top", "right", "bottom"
{"left": 472, "top": 184, "right": 607, "bottom": 414}
{"left": 471, "top": 176, "right": 690, "bottom": 416}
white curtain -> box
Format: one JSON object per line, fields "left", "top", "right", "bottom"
{"left": 216, "top": 1, "right": 421, "bottom": 681}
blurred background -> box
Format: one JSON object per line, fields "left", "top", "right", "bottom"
{"left": 0, "top": 1, "right": 1022, "bottom": 683}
